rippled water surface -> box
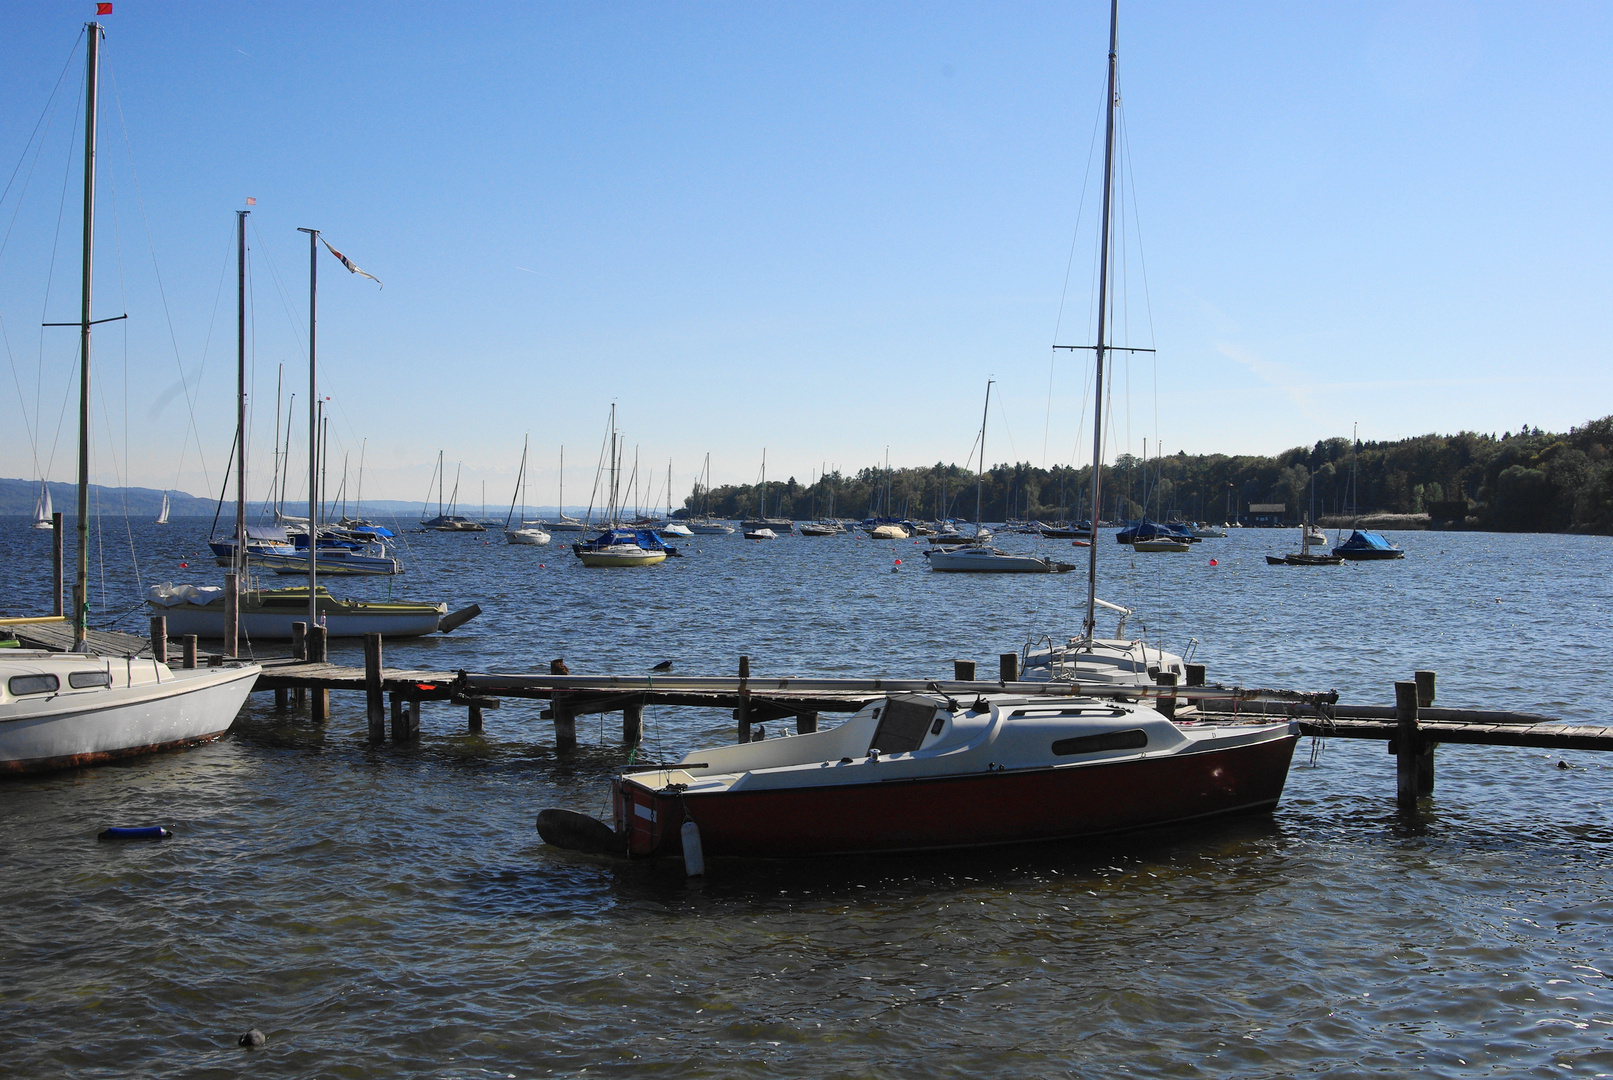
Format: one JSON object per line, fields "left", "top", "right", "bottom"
{"left": 4, "top": 520, "right": 1612, "bottom": 1078}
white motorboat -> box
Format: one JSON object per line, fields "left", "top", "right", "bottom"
{"left": 0, "top": 649, "right": 259, "bottom": 774}
{"left": 506, "top": 524, "right": 552, "bottom": 545}
{"left": 1303, "top": 523, "right": 1327, "bottom": 546}
{"left": 690, "top": 521, "right": 735, "bottom": 535}
{"left": 541, "top": 690, "right": 1299, "bottom": 859}
{"left": 870, "top": 523, "right": 909, "bottom": 540}
{"left": 659, "top": 522, "right": 693, "bottom": 538}
{"left": 743, "top": 527, "right": 777, "bottom": 540}
{"left": 1191, "top": 523, "right": 1226, "bottom": 538}
{"left": 925, "top": 543, "right": 1075, "bottom": 573}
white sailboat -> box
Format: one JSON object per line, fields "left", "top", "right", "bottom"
{"left": 926, "top": 380, "right": 1075, "bottom": 573}
{"left": 504, "top": 435, "right": 552, "bottom": 545}
{"left": 3, "top": 21, "right": 259, "bottom": 774}
{"left": 545, "top": 445, "right": 588, "bottom": 532}
{"left": 155, "top": 491, "right": 170, "bottom": 524}
{"left": 688, "top": 452, "right": 735, "bottom": 534}
{"left": 30, "top": 481, "right": 52, "bottom": 529}
{"left": 1019, "top": 0, "right": 1188, "bottom": 687}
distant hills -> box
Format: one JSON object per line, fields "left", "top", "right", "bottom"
{"left": 0, "top": 478, "right": 561, "bottom": 522}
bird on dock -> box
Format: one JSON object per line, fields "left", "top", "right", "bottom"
{"left": 550, "top": 658, "right": 570, "bottom": 675}
{"left": 651, "top": 660, "right": 673, "bottom": 672}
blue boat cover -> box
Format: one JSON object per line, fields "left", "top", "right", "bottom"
{"left": 1336, "top": 530, "right": 1395, "bottom": 551}
{"left": 579, "top": 527, "right": 668, "bottom": 551}
{"left": 1115, "top": 518, "right": 1190, "bottom": 542}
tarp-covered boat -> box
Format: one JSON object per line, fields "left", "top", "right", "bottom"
{"left": 1331, "top": 529, "right": 1405, "bottom": 561}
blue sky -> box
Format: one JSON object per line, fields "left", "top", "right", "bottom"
{"left": 3, "top": 1, "right": 1609, "bottom": 507}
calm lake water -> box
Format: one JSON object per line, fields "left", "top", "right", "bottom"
{"left": 3, "top": 518, "right": 1612, "bottom": 1078}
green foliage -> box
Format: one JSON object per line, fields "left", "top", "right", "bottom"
{"left": 680, "top": 416, "right": 1613, "bottom": 534}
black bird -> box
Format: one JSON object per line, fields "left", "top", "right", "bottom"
{"left": 651, "top": 660, "right": 673, "bottom": 672}
{"left": 550, "top": 658, "right": 570, "bottom": 675}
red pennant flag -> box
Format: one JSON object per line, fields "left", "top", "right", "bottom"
{"left": 97, "top": 3, "right": 112, "bottom": 13}
{"left": 245, "top": 197, "right": 256, "bottom": 206}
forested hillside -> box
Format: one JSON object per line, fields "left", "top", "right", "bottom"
{"left": 684, "top": 417, "right": 1613, "bottom": 534}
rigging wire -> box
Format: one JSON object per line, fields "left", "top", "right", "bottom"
{"left": 105, "top": 52, "right": 216, "bottom": 500}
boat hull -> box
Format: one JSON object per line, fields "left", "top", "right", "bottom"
{"left": 1333, "top": 548, "right": 1404, "bottom": 561}
{"left": 618, "top": 732, "right": 1298, "bottom": 858}
{"left": 0, "top": 658, "right": 259, "bottom": 774}
{"left": 574, "top": 549, "right": 667, "bottom": 567}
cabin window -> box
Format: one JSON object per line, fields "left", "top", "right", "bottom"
{"left": 1052, "top": 728, "right": 1148, "bottom": 756}
{"left": 870, "top": 696, "right": 936, "bottom": 754}
{"left": 69, "top": 670, "right": 112, "bottom": 689}
{"left": 8, "top": 673, "right": 59, "bottom": 696}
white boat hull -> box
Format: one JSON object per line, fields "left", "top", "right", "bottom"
{"left": 0, "top": 652, "right": 259, "bottom": 773}
{"left": 926, "top": 546, "right": 1072, "bottom": 572}
{"left": 506, "top": 528, "right": 552, "bottom": 545}
{"left": 575, "top": 549, "right": 667, "bottom": 567}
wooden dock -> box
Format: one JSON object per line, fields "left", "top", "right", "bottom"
{"left": 12, "top": 617, "right": 1608, "bottom": 808}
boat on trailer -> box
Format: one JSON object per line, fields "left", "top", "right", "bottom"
{"left": 542, "top": 690, "right": 1298, "bottom": 859}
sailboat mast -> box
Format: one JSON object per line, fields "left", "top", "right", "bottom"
{"left": 1083, "top": 0, "right": 1120, "bottom": 641}
{"left": 230, "top": 209, "right": 249, "bottom": 656}
{"left": 976, "top": 380, "right": 992, "bottom": 531}
{"left": 73, "top": 22, "right": 101, "bottom": 651}
{"left": 297, "top": 227, "right": 320, "bottom": 629}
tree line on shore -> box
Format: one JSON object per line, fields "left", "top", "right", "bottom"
{"left": 682, "top": 416, "right": 1613, "bottom": 534}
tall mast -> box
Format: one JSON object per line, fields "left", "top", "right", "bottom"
{"left": 976, "top": 379, "right": 992, "bottom": 534}
{"left": 1081, "top": 0, "right": 1120, "bottom": 641}
{"left": 297, "top": 227, "right": 319, "bottom": 629}
{"left": 231, "top": 209, "right": 248, "bottom": 656}
{"left": 72, "top": 23, "right": 102, "bottom": 651}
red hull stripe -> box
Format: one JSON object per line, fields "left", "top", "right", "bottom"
{"left": 625, "top": 735, "right": 1298, "bottom": 858}
{"left": 0, "top": 731, "right": 230, "bottom": 775}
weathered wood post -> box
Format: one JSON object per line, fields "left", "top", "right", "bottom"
{"left": 364, "top": 634, "right": 385, "bottom": 743}
{"left": 552, "top": 693, "right": 577, "bottom": 751}
{"left": 291, "top": 621, "right": 307, "bottom": 661}
{"left": 1395, "top": 680, "right": 1421, "bottom": 808}
{"left": 953, "top": 659, "right": 976, "bottom": 681}
{"left": 223, "top": 572, "right": 239, "bottom": 659}
{"left": 796, "top": 711, "right": 818, "bottom": 734}
{"left": 308, "top": 624, "right": 329, "bottom": 723}
{"left": 182, "top": 635, "right": 198, "bottom": 669}
{"left": 467, "top": 703, "right": 484, "bottom": 733}
{"left": 52, "top": 512, "right": 64, "bottom": 616}
{"left": 1414, "top": 669, "right": 1437, "bottom": 794}
{"left": 274, "top": 686, "right": 288, "bottom": 709}
{"left": 391, "top": 693, "right": 419, "bottom": 741}
{"left": 149, "top": 616, "right": 167, "bottom": 663}
{"left": 999, "top": 653, "right": 1018, "bottom": 683}
{"left": 1155, "top": 670, "right": 1179, "bottom": 719}
{"left": 623, "top": 699, "right": 643, "bottom": 744}
{"left": 736, "top": 655, "right": 752, "bottom": 743}
{"left": 1184, "top": 663, "right": 1206, "bottom": 710}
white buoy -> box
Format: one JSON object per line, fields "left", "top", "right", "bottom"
{"left": 681, "top": 820, "right": 705, "bottom": 877}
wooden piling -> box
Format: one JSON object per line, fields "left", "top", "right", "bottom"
{"left": 364, "top": 634, "right": 384, "bottom": 743}
{"left": 223, "top": 572, "right": 239, "bottom": 659}
{"left": 796, "top": 711, "right": 819, "bottom": 734}
{"left": 552, "top": 694, "right": 577, "bottom": 751}
{"left": 736, "top": 655, "right": 752, "bottom": 743}
{"left": 391, "top": 693, "right": 419, "bottom": 742}
{"left": 274, "top": 687, "right": 288, "bottom": 709}
{"left": 148, "top": 616, "right": 167, "bottom": 663}
{"left": 308, "top": 625, "right": 329, "bottom": 723}
{"left": 52, "top": 512, "right": 63, "bottom": 616}
{"left": 468, "top": 704, "right": 484, "bottom": 733}
{"left": 1415, "top": 670, "right": 1437, "bottom": 708}
{"left": 953, "top": 659, "right": 976, "bottom": 681}
{"left": 182, "top": 635, "right": 198, "bottom": 669}
{"left": 291, "top": 622, "right": 307, "bottom": 662}
{"left": 623, "top": 700, "right": 643, "bottom": 744}
{"left": 1395, "top": 680, "right": 1420, "bottom": 808}
{"left": 1156, "top": 670, "right": 1179, "bottom": 719}
{"left": 999, "top": 653, "right": 1018, "bottom": 682}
